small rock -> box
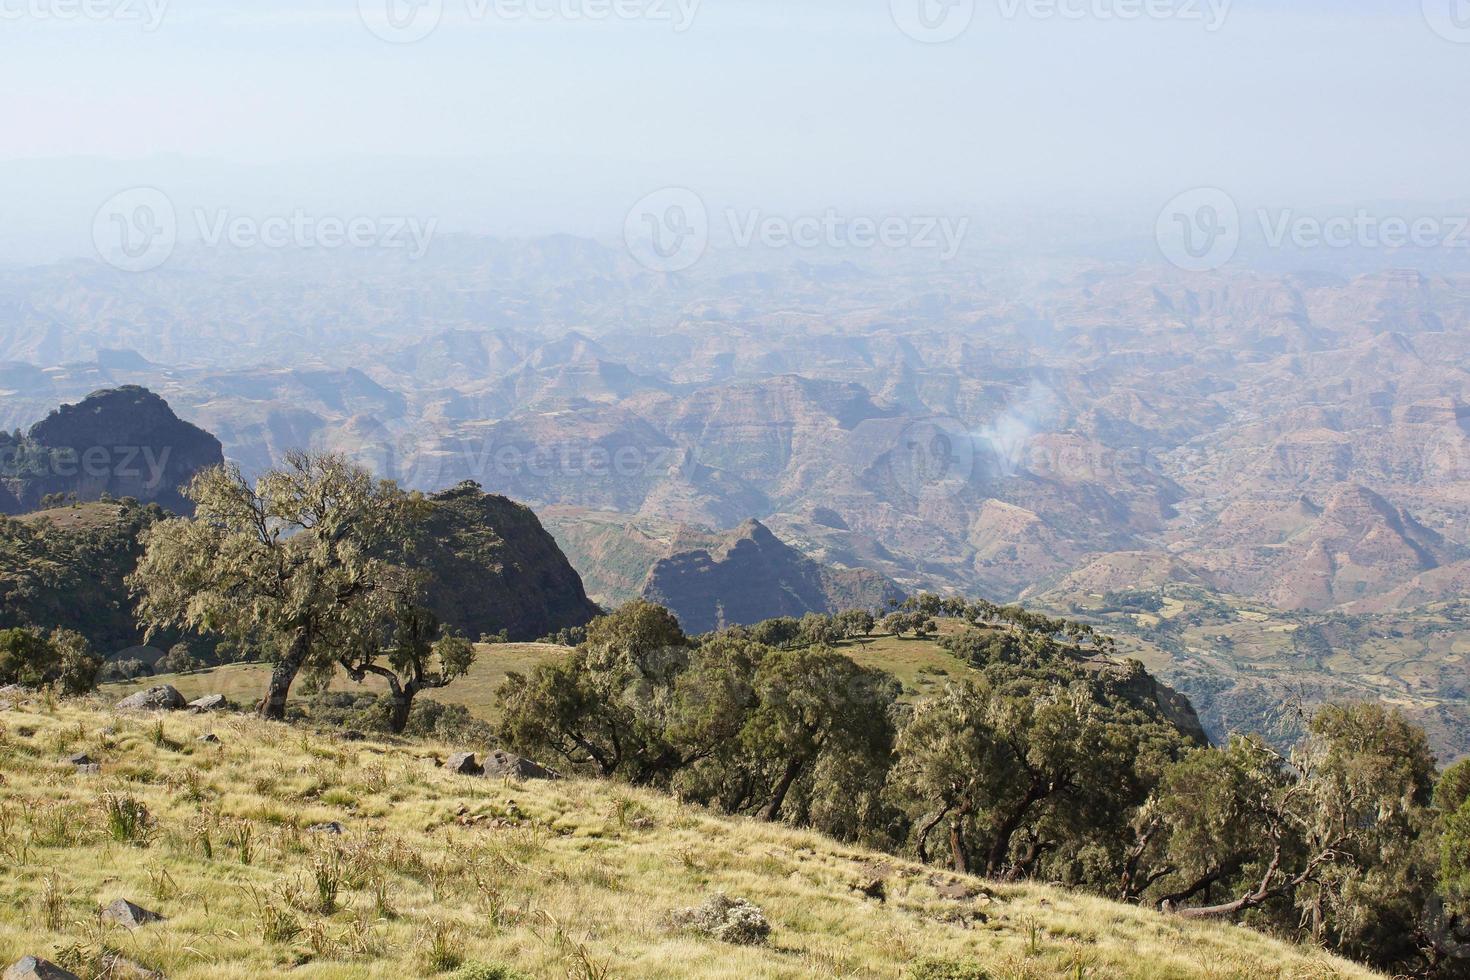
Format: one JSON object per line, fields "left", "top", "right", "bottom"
{"left": 3, "top": 956, "right": 81, "bottom": 980}
{"left": 340, "top": 730, "right": 365, "bottom": 742}
{"left": 483, "top": 750, "right": 558, "bottom": 780}
{"left": 75, "top": 764, "right": 101, "bottom": 776}
{"left": 115, "top": 685, "right": 185, "bottom": 711}
{"left": 307, "top": 821, "right": 345, "bottom": 835}
{"left": 65, "top": 752, "right": 94, "bottom": 766}
{"left": 98, "top": 955, "right": 162, "bottom": 980}
{"left": 0, "top": 700, "right": 13, "bottom": 712}
{"left": 446, "top": 752, "right": 484, "bottom": 776}
{"left": 196, "top": 733, "right": 221, "bottom": 744}
{"left": 187, "top": 694, "right": 229, "bottom": 712}
{"left": 100, "top": 898, "right": 167, "bottom": 930}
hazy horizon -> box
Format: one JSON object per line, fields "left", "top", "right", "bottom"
{"left": 4, "top": 0, "right": 1470, "bottom": 269}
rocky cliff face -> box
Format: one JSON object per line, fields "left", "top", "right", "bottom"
{"left": 418, "top": 482, "right": 603, "bottom": 641}
{"left": 641, "top": 519, "right": 905, "bottom": 635}
{"left": 1, "top": 386, "right": 223, "bottom": 515}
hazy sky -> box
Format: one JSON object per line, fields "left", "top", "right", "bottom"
{"left": 2, "top": 0, "right": 1467, "bottom": 263}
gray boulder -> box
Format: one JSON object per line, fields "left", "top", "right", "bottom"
{"left": 196, "top": 733, "right": 221, "bottom": 744}
{"left": 100, "top": 898, "right": 166, "bottom": 930}
{"left": 446, "top": 752, "right": 484, "bottom": 776}
{"left": 4, "top": 957, "right": 81, "bottom": 980}
{"left": 307, "top": 821, "right": 345, "bottom": 835}
{"left": 115, "top": 685, "right": 185, "bottom": 711}
{"left": 483, "top": 750, "right": 558, "bottom": 780}
{"left": 65, "top": 752, "right": 94, "bottom": 766}
{"left": 187, "top": 694, "right": 230, "bottom": 712}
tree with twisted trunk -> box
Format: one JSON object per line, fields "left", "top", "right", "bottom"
{"left": 130, "top": 452, "right": 422, "bottom": 720}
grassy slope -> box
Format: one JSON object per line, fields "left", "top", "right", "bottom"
{"left": 103, "top": 644, "right": 566, "bottom": 722}
{"left": 13, "top": 503, "right": 131, "bottom": 531}
{"left": 0, "top": 698, "right": 1378, "bottom": 980}
{"left": 102, "top": 627, "right": 974, "bottom": 723}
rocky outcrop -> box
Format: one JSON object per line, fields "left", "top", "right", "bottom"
{"left": 483, "top": 750, "right": 558, "bottom": 780}
{"left": 641, "top": 519, "right": 905, "bottom": 635}
{"left": 116, "top": 685, "right": 185, "bottom": 711}
{"left": 1, "top": 386, "right": 223, "bottom": 516}
{"left": 100, "top": 899, "right": 166, "bottom": 930}
{"left": 4, "top": 957, "right": 80, "bottom": 980}
{"left": 418, "top": 482, "right": 602, "bottom": 641}
{"left": 446, "top": 752, "right": 483, "bottom": 775}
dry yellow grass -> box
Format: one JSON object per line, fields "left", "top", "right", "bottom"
{"left": 0, "top": 696, "right": 1381, "bottom": 980}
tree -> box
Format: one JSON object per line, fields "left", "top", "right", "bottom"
{"left": 889, "top": 680, "right": 999, "bottom": 871}
{"left": 0, "top": 626, "right": 100, "bottom": 695}
{"left": 1138, "top": 703, "right": 1441, "bottom": 975}
{"left": 1439, "top": 759, "right": 1470, "bottom": 914}
{"left": 798, "top": 612, "right": 839, "bottom": 647}
{"left": 498, "top": 601, "right": 699, "bottom": 784}
{"left": 739, "top": 646, "right": 898, "bottom": 822}
{"left": 336, "top": 606, "right": 476, "bottom": 734}
{"left": 891, "top": 659, "right": 1191, "bottom": 882}
{"left": 835, "top": 609, "right": 875, "bottom": 639}
{"left": 131, "top": 453, "right": 422, "bottom": 720}
{"left": 158, "top": 642, "right": 203, "bottom": 675}
{"left": 749, "top": 617, "right": 801, "bottom": 649}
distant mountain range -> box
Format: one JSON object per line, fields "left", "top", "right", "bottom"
{"left": 7, "top": 243, "right": 1470, "bottom": 754}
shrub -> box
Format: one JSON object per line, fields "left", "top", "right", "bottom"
{"left": 418, "top": 922, "right": 465, "bottom": 973}
{"left": 667, "top": 894, "right": 771, "bottom": 946}
{"left": 450, "top": 964, "right": 527, "bottom": 980}
{"left": 101, "top": 793, "right": 153, "bottom": 846}
{"left": 0, "top": 627, "right": 101, "bottom": 695}
{"left": 907, "top": 959, "right": 991, "bottom": 980}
